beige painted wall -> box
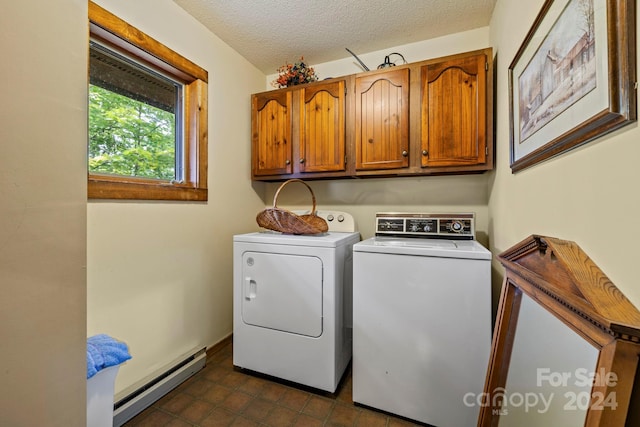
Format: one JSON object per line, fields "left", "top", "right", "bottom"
{"left": 1, "top": 1, "right": 88, "bottom": 426}
{"left": 87, "top": 0, "right": 266, "bottom": 394}
{"left": 488, "top": 0, "right": 640, "bottom": 309}
{"left": 5, "top": 0, "right": 638, "bottom": 424}
{"left": 5, "top": 0, "right": 637, "bottom": 424}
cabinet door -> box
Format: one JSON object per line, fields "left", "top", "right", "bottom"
{"left": 355, "top": 68, "right": 410, "bottom": 171}
{"left": 299, "top": 80, "right": 346, "bottom": 173}
{"left": 252, "top": 91, "right": 292, "bottom": 176}
{"left": 421, "top": 53, "right": 487, "bottom": 167}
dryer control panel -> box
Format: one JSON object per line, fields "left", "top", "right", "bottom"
{"left": 375, "top": 213, "right": 475, "bottom": 239}
{"left": 292, "top": 210, "right": 356, "bottom": 232}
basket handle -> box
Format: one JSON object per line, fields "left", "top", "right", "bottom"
{"left": 272, "top": 179, "right": 318, "bottom": 214}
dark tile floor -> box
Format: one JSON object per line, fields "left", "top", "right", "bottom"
{"left": 122, "top": 341, "right": 423, "bottom": 426}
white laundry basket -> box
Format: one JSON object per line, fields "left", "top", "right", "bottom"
{"left": 87, "top": 364, "right": 120, "bottom": 427}
{"left": 86, "top": 334, "right": 131, "bottom": 427}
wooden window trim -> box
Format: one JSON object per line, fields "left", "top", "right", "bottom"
{"left": 88, "top": 1, "right": 208, "bottom": 201}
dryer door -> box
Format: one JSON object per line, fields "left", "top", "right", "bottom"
{"left": 241, "top": 251, "right": 323, "bottom": 337}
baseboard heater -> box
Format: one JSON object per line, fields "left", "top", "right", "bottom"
{"left": 112, "top": 347, "right": 207, "bottom": 427}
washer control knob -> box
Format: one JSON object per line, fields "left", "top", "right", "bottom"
{"left": 337, "top": 215, "right": 345, "bottom": 222}
{"left": 326, "top": 214, "right": 334, "bottom": 222}
{"left": 450, "top": 220, "right": 464, "bottom": 232}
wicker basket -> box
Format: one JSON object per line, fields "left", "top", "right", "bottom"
{"left": 256, "top": 179, "right": 328, "bottom": 235}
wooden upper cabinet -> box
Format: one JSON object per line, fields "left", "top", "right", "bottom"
{"left": 421, "top": 52, "right": 487, "bottom": 167}
{"left": 299, "top": 80, "right": 346, "bottom": 173}
{"left": 355, "top": 68, "right": 410, "bottom": 171}
{"left": 252, "top": 91, "right": 292, "bottom": 176}
{"left": 250, "top": 48, "right": 494, "bottom": 181}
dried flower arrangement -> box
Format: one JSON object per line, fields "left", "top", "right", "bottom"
{"left": 272, "top": 57, "right": 318, "bottom": 88}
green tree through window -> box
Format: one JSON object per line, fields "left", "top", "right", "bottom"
{"left": 88, "top": 85, "right": 177, "bottom": 180}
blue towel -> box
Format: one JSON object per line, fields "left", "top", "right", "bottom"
{"left": 87, "top": 334, "right": 132, "bottom": 379}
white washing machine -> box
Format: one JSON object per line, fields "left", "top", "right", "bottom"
{"left": 233, "top": 211, "right": 360, "bottom": 392}
{"left": 352, "top": 213, "right": 492, "bottom": 427}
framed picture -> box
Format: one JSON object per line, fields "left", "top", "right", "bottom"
{"left": 509, "top": 0, "right": 636, "bottom": 173}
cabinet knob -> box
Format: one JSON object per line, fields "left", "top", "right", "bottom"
{"left": 299, "top": 158, "right": 305, "bottom": 164}
{"left": 422, "top": 150, "right": 428, "bottom": 156}
{"left": 285, "top": 159, "right": 291, "bottom": 165}
{"left": 402, "top": 150, "right": 408, "bottom": 157}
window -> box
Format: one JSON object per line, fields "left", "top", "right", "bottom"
{"left": 89, "top": 42, "right": 183, "bottom": 181}
{"left": 88, "top": 2, "right": 208, "bottom": 201}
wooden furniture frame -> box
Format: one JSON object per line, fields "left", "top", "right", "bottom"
{"left": 480, "top": 235, "right": 640, "bottom": 426}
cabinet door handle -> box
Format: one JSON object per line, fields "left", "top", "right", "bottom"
{"left": 285, "top": 159, "right": 291, "bottom": 165}
{"left": 422, "top": 150, "right": 428, "bottom": 156}
{"left": 402, "top": 150, "right": 408, "bottom": 157}
{"left": 299, "top": 158, "right": 305, "bottom": 164}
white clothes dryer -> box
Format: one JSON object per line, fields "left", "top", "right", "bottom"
{"left": 233, "top": 211, "right": 359, "bottom": 392}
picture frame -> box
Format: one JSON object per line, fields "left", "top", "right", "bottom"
{"left": 508, "top": 0, "right": 636, "bottom": 173}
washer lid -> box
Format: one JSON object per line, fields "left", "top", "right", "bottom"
{"left": 234, "top": 231, "right": 360, "bottom": 248}
{"left": 353, "top": 237, "right": 492, "bottom": 260}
